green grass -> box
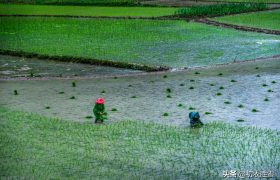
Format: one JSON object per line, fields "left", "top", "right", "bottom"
{"left": 0, "top": 4, "right": 177, "bottom": 17}
{"left": 212, "top": 9, "right": 280, "bottom": 31}
{"left": 1, "top": 17, "right": 280, "bottom": 68}
{"left": 1, "top": 107, "right": 279, "bottom": 178}
{"left": 175, "top": 3, "right": 267, "bottom": 18}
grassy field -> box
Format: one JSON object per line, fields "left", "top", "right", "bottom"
{"left": 0, "top": 107, "right": 279, "bottom": 179}
{"left": 0, "top": 4, "right": 177, "bottom": 17}
{"left": 1, "top": 17, "right": 280, "bottom": 68}
{"left": 212, "top": 9, "right": 280, "bottom": 31}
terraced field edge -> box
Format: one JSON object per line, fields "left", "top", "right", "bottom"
{"left": 195, "top": 18, "right": 280, "bottom": 35}
{"left": 0, "top": 49, "right": 170, "bottom": 72}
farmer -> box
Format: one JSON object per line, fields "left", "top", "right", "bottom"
{"left": 189, "top": 112, "right": 203, "bottom": 128}
{"left": 93, "top": 97, "right": 107, "bottom": 123}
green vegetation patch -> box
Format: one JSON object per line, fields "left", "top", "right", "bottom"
{"left": 1, "top": 17, "right": 279, "bottom": 68}
{"left": 0, "top": 4, "right": 177, "bottom": 17}
{"left": 0, "top": 107, "right": 279, "bottom": 178}
{"left": 175, "top": 3, "right": 267, "bottom": 18}
{"left": 212, "top": 9, "right": 280, "bottom": 31}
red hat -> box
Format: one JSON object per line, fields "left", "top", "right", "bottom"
{"left": 96, "top": 97, "right": 104, "bottom": 104}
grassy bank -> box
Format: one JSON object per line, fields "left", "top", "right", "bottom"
{"left": 1, "top": 17, "right": 280, "bottom": 68}
{"left": 211, "top": 9, "right": 280, "bottom": 31}
{"left": 0, "top": 4, "right": 177, "bottom": 17}
{"left": 175, "top": 3, "right": 267, "bottom": 18}
{"left": 0, "top": 107, "right": 279, "bottom": 178}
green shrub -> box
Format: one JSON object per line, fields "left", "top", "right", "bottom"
{"left": 163, "top": 112, "right": 169, "bottom": 117}
{"left": 111, "top": 108, "right": 117, "bottom": 112}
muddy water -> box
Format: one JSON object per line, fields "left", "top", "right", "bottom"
{"left": 0, "top": 55, "right": 141, "bottom": 78}
{"left": 0, "top": 59, "right": 280, "bottom": 130}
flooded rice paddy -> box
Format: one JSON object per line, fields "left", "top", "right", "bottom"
{"left": 0, "top": 55, "right": 141, "bottom": 79}
{"left": 1, "top": 57, "right": 279, "bottom": 130}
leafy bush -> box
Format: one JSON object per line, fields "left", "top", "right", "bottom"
{"left": 175, "top": 3, "right": 267, "bottom": 18}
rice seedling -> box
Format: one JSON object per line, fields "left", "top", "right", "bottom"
{"left": 13, "top": 90, "right": 18, "bottom": 95}
{"left": 175, "top": 3, "right": 267, "bottom": 18}
{"left": 256, "top": 74, "right": 261, "bottom": 77}
{"left": 177, "top": 104, "right": 183, "bottom": 107}
{"left": 167, "top": 95, "right": 172, "bottom": 98}
{"left": 216, "top": 92, "right": 222, "bottom": 96}
{"left": 255, "top": 66, "right": 259, "bottom": 70}
{"left": 189, "top": 106, "right": 195, "bottom": 110}
{"left": 205, "top": 112, "right": 212, "bottom": 115}
{"left": 230, "top": 80, "right": 237, "bottom": 83}
{"left": 189, "top": 86, "right": 194, "bottom": 90}
{"left": 238, "top": 104, "right": 244, "bottom": 108}
{"left": 262, "top": 83, "right": 268, "bottom": 87}
{"left": 264, "top": 98, "right": 269, "bottom": 101}
{"left": 58, "top": 91, "right": 65, "bottom": 94}
{"left": 163, "top": 112, "right": 169, "bottom": 116}
{"left": 2, "top": 17, "right": 279, "bottom": 69}
{"left": 131, "top": 96, "right": 137, "bottom": 98}
{"left": 0, "top": 4, "right": 177, "bottom": 16}
{"left": 85, "top": 115, "right": 93, "bottom": 119}
{"left": 237, "top": 119, "right": 245, "bottom": 122}
{"left": 271, "top": 81, "right": 276, "bottom": 84}
{"left": 179, "top": 83, "right": 184, "bottom": 86}
{"left": 111, "top": 108, "right": 117, "bottom": 111}
{"left": 224, "top": 101, "right": 231, "bottom": 104}
{"left": 218, "top": 73, "right": 223, "bottom": 76}
{"left": 209, "top": 83, "right": 215, "bottom": 86}
{"left": 72, "top": 81, "right": 76, "bottom": 87}
{"left": 30, "top": 71, "right": 34, "bottom": 77}
{"left": 219, "top": 86, "right": 224, "bottom": 90}
{"left": 267, "top": 89, "right": 273, "bottom": 92}
{"left": 212, "top": 8, "right": 280, "bottom": 30}
{"left": 101, "top": 90, "right": 106, "bottom": 93}
{"left": 194, "top": 72, "right": 200, "bottom": 75}
{"left": 1, "top": 107, "right": 279, "bottom": 179}
{"left": 163, "top": 75, "right": 167, "bottom": 78}
{"left": 128, "top": 84, "right": 133, "bottom": 87}
{"left": 114, "top": 76, "right": 118, "bottom": 79}
{"left": 45, "top": 106, "right": 50, "bottom": 109}
{"left": 70, "top": 96, "right": 75, "bottom": 99}
{"left": 252, "top": 109, "right": 259, "bottom": 112}
{"left": 166, "top": 88, "right": 171, "bottom": 93}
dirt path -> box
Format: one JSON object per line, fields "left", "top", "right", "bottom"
{"left": 1, "top": 58, "right": 279, "bottom": 130}
{"left": 195, "top": 18, "right": 280, "bottom": 35}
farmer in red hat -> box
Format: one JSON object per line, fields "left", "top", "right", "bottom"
{"left": 93, "top": 97, "right": 107, "bottom": 123}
